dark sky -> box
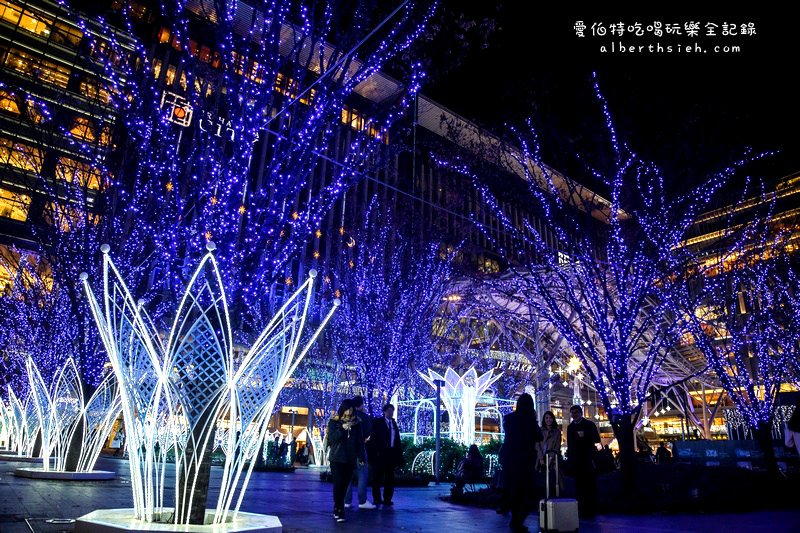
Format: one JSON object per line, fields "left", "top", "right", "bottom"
{"left": 424, "top": 2, "right": 800, "bottom": 193}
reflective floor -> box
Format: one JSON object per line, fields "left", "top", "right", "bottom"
{"left": 0, "top": 456, "right": 798, "bottom": 532}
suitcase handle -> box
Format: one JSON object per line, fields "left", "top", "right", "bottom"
{"left": 545, "top": 449, "right": 559, "bottom": 499}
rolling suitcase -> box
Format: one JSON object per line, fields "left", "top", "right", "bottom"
{"left": 539, "top": 450, "right": 579, "bottom": 533}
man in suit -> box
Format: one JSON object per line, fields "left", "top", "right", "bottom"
{"left": 567, "top": 404, "right": 601, "bottom": 518}
{"left": 369, "top": 403, "right": 403, "bottom": 506}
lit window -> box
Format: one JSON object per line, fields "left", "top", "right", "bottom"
{"left": 56, "top": 157, "right": 103, "bottom": 190}
{"left": 0, "top": 137, "right": 43, "bottom": 173}
{"left": 45, "top": 202, "right": 99, "bottom": 232}
{"left": 80, "top": 79, "right": 113, "bottom": 104}
{"left": 0, "top": 90, "right": 19, "bottom": 114}
{"left": 2, "top": 47, "right": 70, "bottom": 88}
{"left": 0, "top": 187, "right": 31, "bottom": 221}
{"left": 70, "top": 116, "right": 96, "bottom": 142}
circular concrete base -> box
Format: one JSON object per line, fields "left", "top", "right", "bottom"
{"left": 15, "top": 468, "right": 116, "bottom": 480}
{"left": 0, "top": 453, "right": 46, "bottom": 463}
{"left": 75, "top": 508, "right": 282, "bottom": 533}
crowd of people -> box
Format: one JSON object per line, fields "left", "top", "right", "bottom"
{"left": 318, "top": 395, "right": 800, "bottom": 528}
{"left": 325, "top": 396, "right": 404, "bottom": 523}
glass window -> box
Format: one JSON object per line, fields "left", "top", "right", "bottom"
{"left": 56, "top": 157, "right": 103, "bottom": 190}
{"left": 45, "top": 202, "right": 99, "bottom": 232}
{"left": 2, "top": 47, "right": 70, "bottom": 88}
{"left": 0, "top": 187, "right": 31, "bottom": 221}
{"left": 80, "top": 78, "right": 113, "bottom": 104}
{"left": 0, "top": 137, "right": 43, "bottom": 173}
{"left": 0, "top": 90, "right": 20, "bottom": 114}
{"left": 70, "top": 116, "right": 96, "bottom": 142}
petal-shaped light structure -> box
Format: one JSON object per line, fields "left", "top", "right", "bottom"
{"left": 419, "top": 366, "right": 502, "bottom": 445}
{"left": 83, "top": 247, "right": 337, "bottom": 525}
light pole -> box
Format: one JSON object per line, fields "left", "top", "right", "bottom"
{"left": 434, "top": 378, "right": 444, "bottom": 485}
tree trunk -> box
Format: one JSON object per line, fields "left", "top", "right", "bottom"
{"left": 176, "top": 410, "right": 216, "bottom": 524}
{"left": 610, "top": 414, "right": 636, "bottom": 494}
{"left": 64, "top": 416, "right": 84, "bottom": 472}
{"left": 753, "top": 422, "right": 779, "bottom": 475}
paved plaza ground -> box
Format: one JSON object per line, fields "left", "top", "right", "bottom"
{"left": 0, "top": 456, "right": 798, "bottom": 532}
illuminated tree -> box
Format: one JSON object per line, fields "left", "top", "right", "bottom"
{"left": 320, "top": 198, "right": 455, "bottom": 415}
{"left": 0, "top": 0, "right": 435, "bottom": 388}
{"left": 686, "top": 216, "right": 800, "bottom": 474}
{"left": 445, "top": 75, "right": 752, "bottom": 489}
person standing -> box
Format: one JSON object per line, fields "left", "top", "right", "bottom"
{"left": 537, "top": 410, "right": 564, "bottom": 496}
{"left": 326, "top": 399, "right": 364, "bottom": 523}
{"left": 785, "top": 398, "right": 800, "bottom": 453}
{"left": 655, "top": 442, "right": 672, "bottom": 464}
{"left": 370, "top": 403, "right": 403, "bottom": 506}
{"left": 566, "top": 405, "right": 601, "bottom": 518}
{"left": 345, "top": 396, "right": 375, "bottom": 509}
{"left": 503, "top": 393, "right": 543, "bottom": 532}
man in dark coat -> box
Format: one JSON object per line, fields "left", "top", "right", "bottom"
{"left": 502, "top": 393, "right": 543, "bottom": 532}
{"left": 566, "top": 404, "right": 601, "bottom": 518}
{"left": 327, "top": 399, "right": 365, "bottom": 522}
{"left": 369, "top": 403, "right": 403, "bottom": 506}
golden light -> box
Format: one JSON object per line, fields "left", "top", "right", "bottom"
{"left": 567, "top": 355, "right": 582, "bottom": 373}
{"left": 238, "top": 205, "right": 246, "bottom": 215}
{"left": 166, "top": 181, "right": 173, "bottom": 191}
{"left": 313, "top": 250, "right": 320, "bottom": 259}
{"left": 315, "top": 229, "right": 322, "bottom": 238}
{"left": 204, "top": 230, "right": 211, "bottom": 241}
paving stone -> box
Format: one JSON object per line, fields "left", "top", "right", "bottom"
{"left": 0, "top": 457, "right": 798, "bottom": 532}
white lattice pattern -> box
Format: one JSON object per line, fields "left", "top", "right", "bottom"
{"left": 82, "top": 244, "right": 338, "bottom": 524}
{"left": 25, "top": 357, "right": 121, "bottom": 472}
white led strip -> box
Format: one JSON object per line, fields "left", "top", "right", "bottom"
{"left": 82, "top": 243, "right": 338, "bottom": 524}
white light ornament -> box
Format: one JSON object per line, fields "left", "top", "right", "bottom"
{"left": 3, "top": 387, "right": 39, "bottom": 458}
{"left": 419, "top": 367, "right": 502, "bottom": 446}
{"left": 81, "top": 243, "right": 338, "bottom": 525}
{"left": 23, "top": 357, "right": 121, "bottom": 476}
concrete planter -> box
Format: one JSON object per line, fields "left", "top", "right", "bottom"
{"left": 14, "top": 468, "right": 116, "bottom": 480}
{"left": 74, "top": 509, "right": 281, "bottom": 533}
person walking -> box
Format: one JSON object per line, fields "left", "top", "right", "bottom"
{"left": 326, "top": 399, "right": 364, "bottom": 523}
{"left": 345, "top": 396, "right": 375, "bottom": 509}
{"left": 370, "top": 403, "right": 403, "bottom": 506}
{"left": 536, "top": 411, "right": 564, "bottom": 496}
{"left": 655, "top": 442, "right": 672, "bottom": 464}
{"left": 566, "top": 404, "right": 601, "bottom": 518}
{"left": 503, "top": 393, "right": 543, "bottom": 532}
{"left": 785, "top": 398, "right": 800, "bottom": 453}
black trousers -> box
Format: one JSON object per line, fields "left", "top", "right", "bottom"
{"left": 330, "top": 462, "right": 355, "bottom": 513}
{"left": 574, "top": 471, "right": 597, "bottom": 517}
{"left": 371, "top": 460, "right": 395, "bottom": 503}
{"left": 508, "top": 478, "right": 534, "bottom": 529}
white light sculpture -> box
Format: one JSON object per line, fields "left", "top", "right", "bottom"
{"left": 82, "top": 244, "right": 338, "bottom": 525}
{"left": 0, "top": 398, "right": 10, "bottom": 450}
{"left": 26, "top": 357, "right": 121, "bottom": 473}
{"left": 3, "top": 387, "right": 39, "bottom": 457}
{"left": 419, "top": 367, "right": 502, "bottom": 446}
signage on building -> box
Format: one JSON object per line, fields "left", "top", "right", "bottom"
{"left": 160, "top": 91, "right": 193, "bottom": 127}
{"left": 160, "top": 91, "right": 249, "bottom": 143}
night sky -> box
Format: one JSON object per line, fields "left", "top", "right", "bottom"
{"left": 423, "top": 3, "right": 800, "bottom": 196}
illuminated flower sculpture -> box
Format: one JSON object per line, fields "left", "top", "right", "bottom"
{"left": 3, "top": 387, "right": 38, "bottom": 458}
{"left": 24, "top": 357, "right": 120, "bottom": 475}
{"left": 81, "top": 243, "right": 338, "bottom": 526}
{"left": 419, "top": 367, "right": 502, "bottom": 446}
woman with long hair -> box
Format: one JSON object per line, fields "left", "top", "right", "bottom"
{"left": 502, "top": 393, "right": 543, "bottom": 532}
{"left": 537, "top": 411, "right": 564, "bottom": 495}
{"left": 326, "top": 399, "right": 364, "bottom": 523}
